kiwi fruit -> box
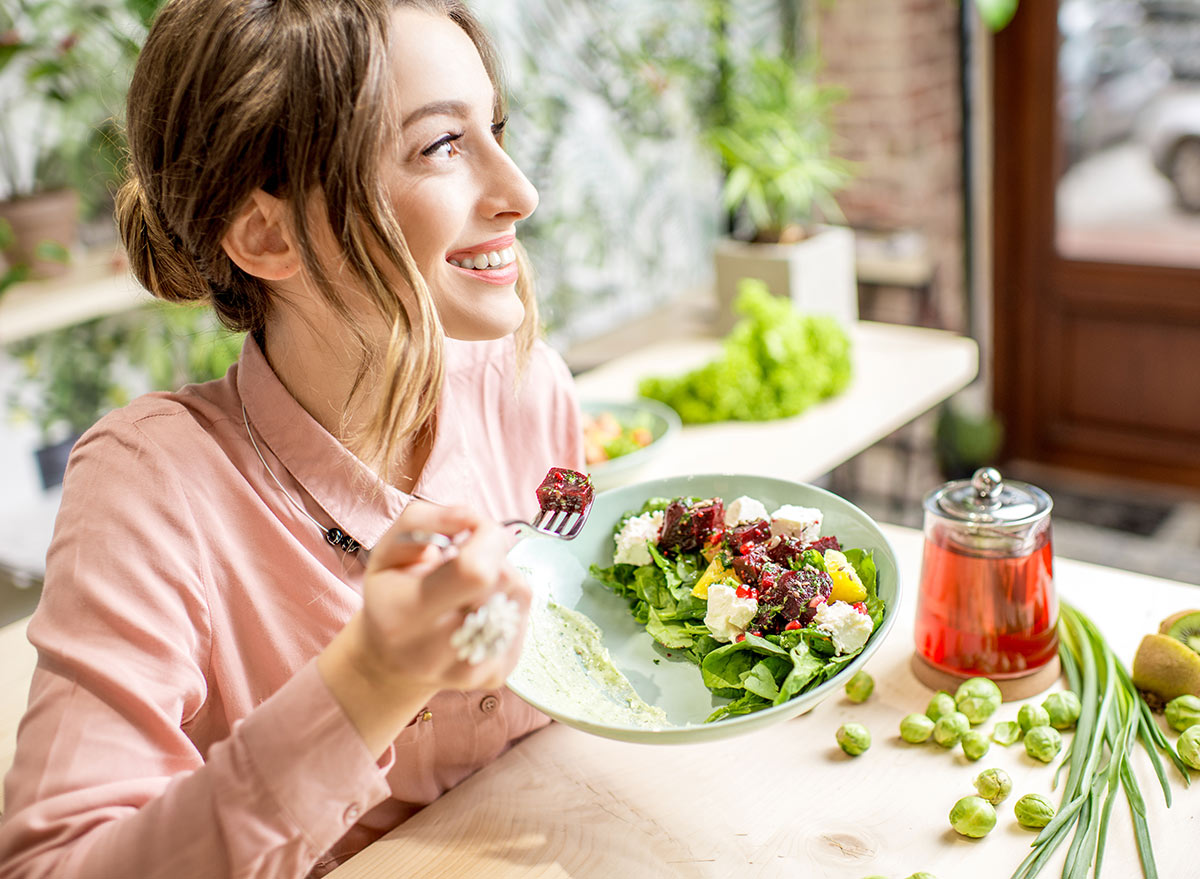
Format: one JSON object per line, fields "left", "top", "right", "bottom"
{"left": 1162, "top": 610, "right": 1200, "bottom": 655}
{"left": 1131, "top": 633, "right": 1200, "bottom": 710}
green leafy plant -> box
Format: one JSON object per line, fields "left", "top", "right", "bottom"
{"left": 5, "top": 304, "right": 243, "bottom": 446}
{"left": 934, "top": 401, "right": 1004, "bottom": 480}
{"left": 638, "top": 277, "right": 852, "bottom": 423}
{"left": 705, "top": 49, "right": 852, "bottom": 243}
{"left": 0, "top": 2, "right": 148, "bottom": 213}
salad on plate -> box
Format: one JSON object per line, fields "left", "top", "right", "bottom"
{"left": 590, "top": 493, "right": 886, "bottom": 722}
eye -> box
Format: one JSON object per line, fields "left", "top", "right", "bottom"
{"left": 421, "top": 132, "right": 464, "bottom": 159}
{"left": 491, "top": 114, "right": 509, "bottom": 142}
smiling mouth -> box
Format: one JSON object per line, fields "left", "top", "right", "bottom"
{"left": 447, "top": 246, "right": 517, "bottom": 270}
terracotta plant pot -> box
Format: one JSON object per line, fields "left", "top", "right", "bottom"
{"left": 0, "top": 189, "right": 80, "bottom": 279}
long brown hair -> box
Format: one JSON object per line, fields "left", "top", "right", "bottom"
{"left": 116, "top": 0, "right": 539, "bottom": 479}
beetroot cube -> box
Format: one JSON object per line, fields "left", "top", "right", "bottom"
{"left": 659, "top": 497, "right": 724, "bottom": 554}
{"left": 755, "top": 567, "right": 834, "bottom": 633}
{"left": 727, "top": 519, "right": 772, "bottom": 551}
{"left": 807, "top": 535, "right": 842, "bottom": 553}
{"left": 731, "top": 544, "right": 771, "bottom": 585}
{"left": 535, "top": 467, "right": 595, "bottom": 513}
{"left": 766, "top": 535, "right": 806, "bottom": 568}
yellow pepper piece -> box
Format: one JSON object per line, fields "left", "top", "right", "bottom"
{"left": 828, "top": 568, "right": 867, "bottom": 603}
{"left": 692, "top": 556, "right": 738, "bottom": 598}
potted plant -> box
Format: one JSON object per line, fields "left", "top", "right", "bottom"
{"left": 5, "top": 315, "right": 134, "bottom": 488}
{"left": 705, "top": 49, "right": 857, "bottom": 333}
{"left": 5, "top": 303, "right": 242, "bottom": 489}
{"left": 0, "top": 1, "right": 143, "bottom": 277}
{"left": 934, "top": 399, "right": 1005, "bottom": 481}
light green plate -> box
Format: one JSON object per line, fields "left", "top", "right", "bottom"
{"left": 581, "top": 398, "right": 681, "bottom": 491}
{"left": 507, "top": 473, "right": 901, "bottom": 744}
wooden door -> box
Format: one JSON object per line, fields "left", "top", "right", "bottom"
{"left": 993, "top": 0, "right": 1200, "bottom": 490}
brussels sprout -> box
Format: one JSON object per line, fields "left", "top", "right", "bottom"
{"left": 1165, "top": 694, "right": 1200, "bottom": 733}
{"left": 1042, "top": 692, "right": 1082, "bottom": 730}
{"left": 845, "top": 670, "right": 875, "bottom": 703}
{"left": 1024, "top": 725, "right": 1063, "bottom": 763}
{"left": 926, "top": 690, "right": 957, "bottom": 721}
{"left": 1179, "top": 725, "right": 1200, "bottom": 770}
{"left": 837, "top": 722, "right": 871, "bottom": 756}
{"left": 949, "top": 795, "right": 997, "bottom": 838}
{"left": 905, "top": 874, "right": 938, "bottom": 879}
{"left": 1018, "top": 704, "right": 1050, "bottom": 732}
{"left": 900, "top": 712, "right": 935, "bottom": 744}
{"left": 933, "top": 711, "right": 970, "bottom": 748}
{"left": 961, "top": 730, "right": 990, "bottom": 761}
{"left": 991, "top": 721, "right": 1021, "bottom": 746}
{"left": 973, "top": 767, "right": 1013, "bottom": 805}
{"left": 955, "top": 677, "right": 1002, "bottom": 725}
{"left": 1014, "top": 793, "right": 1056, "bottom": 828}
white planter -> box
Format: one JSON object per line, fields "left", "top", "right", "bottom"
{"left": 712, "top": 225, "right": 858, "bottom": 333}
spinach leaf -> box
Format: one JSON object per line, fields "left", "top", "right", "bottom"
{"left": 646, "top": 605, "right": 695, "bottom": 648}
{"left": 706, "top": 691, "right": 772, "bottom": 723}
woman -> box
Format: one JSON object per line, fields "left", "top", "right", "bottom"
{"left": 0, "top": 1, "right": 583, "bottom": 876}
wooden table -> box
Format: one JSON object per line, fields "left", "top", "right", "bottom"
{"left": 571, "top": 320, "right": 979, "bottom": 485}
{"left": 331, "top": 524, "right": 1199, "bottom": 879}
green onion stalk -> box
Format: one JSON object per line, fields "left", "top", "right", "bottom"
{"left": 1012, "top": 602, "right": 1191, "bottom": 879}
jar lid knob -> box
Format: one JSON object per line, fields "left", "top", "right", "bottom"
{"left": 971, "top": 467, "right": 1003, "bottom": 508}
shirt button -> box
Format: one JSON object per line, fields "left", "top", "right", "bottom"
{"left": 479, "top": 694, "right": 500, "bottom": 714}
{"left": 343, "top": 803, "right": 361, "bottom": 824}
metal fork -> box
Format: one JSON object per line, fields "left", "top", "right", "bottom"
{"left": 362, "top": 499, "right": 592, "bottom": 562}
{"left": 501, "top": 502, "right": 592, "bottom": 540}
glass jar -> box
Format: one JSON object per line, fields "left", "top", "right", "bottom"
{"left": 913, "top": 467, "right": 1058, "bottom": 682}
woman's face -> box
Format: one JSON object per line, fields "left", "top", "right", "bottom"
{"left": 381, "top": 7, "right": 538, "bottom": 341}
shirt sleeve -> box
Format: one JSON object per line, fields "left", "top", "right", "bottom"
{"left": 0, "top": 416, "right": 391, "bottom": 879}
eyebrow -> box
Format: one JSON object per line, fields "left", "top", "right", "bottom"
{"left": 401, "top": 100, "right": 472, "bottom": 128}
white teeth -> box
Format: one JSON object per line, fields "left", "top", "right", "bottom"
{"left": 450, "top": 246, "right": 517, "bottom": 270}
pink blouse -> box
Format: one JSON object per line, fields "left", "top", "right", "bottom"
{"left": 0, "top": 334, "right": 584, "bottom": 878}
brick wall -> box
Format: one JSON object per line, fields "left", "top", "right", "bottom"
{"left": 816, "top": 0, "right": 966, "bottom": 332}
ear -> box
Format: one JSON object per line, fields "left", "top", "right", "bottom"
{"left": 221, "top": 190, "right": 299, "bottom": 281}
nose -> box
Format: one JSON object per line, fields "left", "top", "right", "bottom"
{"left": 479, "top": 142, "right": 538, "bottom": 222}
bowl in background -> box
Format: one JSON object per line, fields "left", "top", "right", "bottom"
{"left": 581, "top": 398, "right": 681, "bottom": 491}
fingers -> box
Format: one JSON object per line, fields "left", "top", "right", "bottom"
{"left": 367, "top": 501, "right": 486, "bottom": 574}
{"left": 418, "top": 520, "right": 521, "bottom": 618}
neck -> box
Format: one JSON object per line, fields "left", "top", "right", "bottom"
{"left": 262, "top": 303, "right": 430, "bottom": 492}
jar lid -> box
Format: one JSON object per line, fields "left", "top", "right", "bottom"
{"left": 928, "top": 467, "right": 1052, "bottom": 528}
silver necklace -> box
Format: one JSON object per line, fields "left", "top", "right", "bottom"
{"left": 241, "top": 403, "right": 362, "bottom": 553}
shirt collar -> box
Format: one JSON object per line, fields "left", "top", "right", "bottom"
{"left": 236, "top": 336, "right": 409, "bottom": 551}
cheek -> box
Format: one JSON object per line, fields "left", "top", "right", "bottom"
{"left": 393, "top": 189, "right": 461, "bottom": 272}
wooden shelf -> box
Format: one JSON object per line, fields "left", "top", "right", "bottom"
{"left": 0, "top": 248, "right": 151, "bottom": 346}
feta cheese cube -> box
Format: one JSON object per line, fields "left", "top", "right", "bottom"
{"left": 613, "top": 510, "right": 664, "bottom": 567}
{"left": 769, "top": 504, "right": 823, "bottom": 543}
{"left": 813, "top": 600, "right": 874, "bottom": 654}
{"left": 724, "top": 495, "right": 770, "bottom": 527}
{"left": 704, "top": 582, "right": 759, "bottom": 643}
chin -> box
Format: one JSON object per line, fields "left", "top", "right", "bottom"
{"left": 440, "top": 297, "right": 526, "bottom": 341}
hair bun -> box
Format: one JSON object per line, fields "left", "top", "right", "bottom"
{"left": 115, "top": 175, "right": 211, "bottom": 304}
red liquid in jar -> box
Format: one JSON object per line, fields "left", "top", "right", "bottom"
{"left": 914, "top": 528, "right": 1057, "bottom": 678}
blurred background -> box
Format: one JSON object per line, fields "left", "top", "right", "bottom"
{"left": 1, "top": 0, "right": 1198, "bottom": 626}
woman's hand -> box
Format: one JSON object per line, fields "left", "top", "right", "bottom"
{"left": 317, "top": 502, "right": 529, "bottom": 756}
